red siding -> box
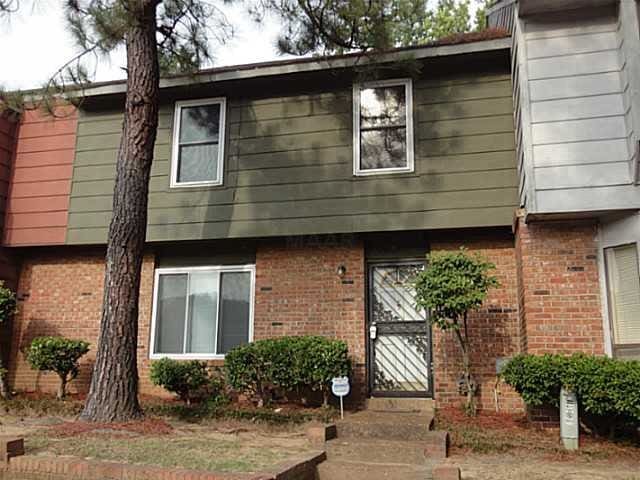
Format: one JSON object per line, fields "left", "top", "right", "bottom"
{"left": 4, "top": 107, "right": 77, "bottom": 246}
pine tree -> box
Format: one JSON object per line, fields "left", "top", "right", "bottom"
{"left": 258, "top": 0, "right": 489, "bottom": 56}
{"left": 61, "top": 0, "right": 233, "bottom": 422}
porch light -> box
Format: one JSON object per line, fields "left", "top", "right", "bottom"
{"left": 337, "top": 265, "right": 347, "bottom": 278}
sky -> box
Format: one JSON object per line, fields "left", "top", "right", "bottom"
{"left": 0, "top": 1, "right": 289, "bottom": 89}
{"left": 0, "top": 1, "right": 480, "bottom": 90}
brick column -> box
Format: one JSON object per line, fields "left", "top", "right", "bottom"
{"left": 514, "top": 215, "right": 605, "bottom": 355}
{"left": 430, "top": 234, "right": 522, "bottom": 412}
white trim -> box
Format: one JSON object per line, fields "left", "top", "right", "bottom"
{"left": 170, "top": 97, "right": 227, "bottom": 188}
{"left": 149, "top": 264, "right": 255, "bottom": 360}
{"left": 352, "top": 78, "right": 415, "bottom": 176}
{"left": 596, "top": 225, "right": 614, "bottom": 357}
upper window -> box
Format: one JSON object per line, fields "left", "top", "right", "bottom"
{"left": 353, "top": 79, "right": 414, "bottom": 176}
{"left": 150, "top": 265, "right": 254, "bottom": 359}
{"left": 605, "top": 243, "right": 640, "bottom": 357}
{"left": 171, "top": 98, "right": 226, "bottom": 187}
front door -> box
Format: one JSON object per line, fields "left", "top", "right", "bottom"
{"left": 367, "top": 262, "right": 432, "bottom": 397}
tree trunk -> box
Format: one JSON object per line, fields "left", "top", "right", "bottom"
{"left": 79, "top": 0, "right": 160, "bottom": 423}
{"left": 0, "top": 352, "right": 10, "bottom": 400}
{"left": 57, "top": 374, "right": 67, "bottom": 400}
{"left": 454, "top": 325, "right": 476, "bottom": 416}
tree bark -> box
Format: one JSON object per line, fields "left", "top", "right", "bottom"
{"left": 57, "top": 374, "right": 67, "bottom": 400}
{"left": 454, "top": 315, "right": 476, "bottom": 416}
{"left": 80, "top": 0, "right": 160, "bottom": 422}
{"left": 0, "top": 353, "right": 10, "bottom": 400}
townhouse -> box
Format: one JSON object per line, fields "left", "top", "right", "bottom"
{"left": 0, "top": 0, "right": 637, "bottom": 411}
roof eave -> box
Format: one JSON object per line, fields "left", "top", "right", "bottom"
{"left": 81, "top": 37, "right": 512, "bottom": 98}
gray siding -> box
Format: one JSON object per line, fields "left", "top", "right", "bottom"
{"left": 512, "top": 5, "right": 640, "bottom": 215}
{"left": 67, "top": 71, "right": 517, "bottom": 244}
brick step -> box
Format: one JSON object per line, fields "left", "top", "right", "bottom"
{"left": 366, "top": 397, "right": 435, "bottom": 414}
{"left": 337, "top": 411, "right": 435, "bottom": 441}
{"left": 326, "top": 438, "right": 431, "bottom": 464}
{"left": 316, "top": 460, "right": 432, "bottom": 480}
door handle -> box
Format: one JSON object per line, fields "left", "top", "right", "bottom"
{"left": 369, "top": 323, "right": 378, "bottom": 340}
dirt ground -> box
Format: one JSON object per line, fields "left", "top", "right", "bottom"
{"left": 437, "top": 407, "right": 640, "bottom": 480}
{"left": 454, "top": 454, "right": 640, "bottom": 480}
{"left": 3, "top": 396, "right": 640, "bottom": 478}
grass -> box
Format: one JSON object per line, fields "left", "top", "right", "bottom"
{"left": 25, "top": 429, "right": 309, "bottom": 473}
{"left": 1, "top": 393, "right": 324, "bottom": 473}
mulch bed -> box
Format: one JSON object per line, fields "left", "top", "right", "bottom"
{"left": 436, "top": 406, "right": 640, "bottom": 462}
{"left": 47, "top": 417, "right": 174, "bottom": 437}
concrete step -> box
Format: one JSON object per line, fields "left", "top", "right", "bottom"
{"left": 326, "top": 438, "right": 430, "bottom": 465}
{"left": 337, "top": 411, "right": 435, "bottom": 441}
{"left": 316, "top": 460, "right": 432, "bottom": 480}
{"left": 366, "top": 397, "right": 434, "bottom": 414}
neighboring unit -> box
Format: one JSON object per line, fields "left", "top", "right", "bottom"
{"left": 489, "top": 0, "right": 640, "bottom": 360}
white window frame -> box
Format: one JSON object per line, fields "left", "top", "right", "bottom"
{"left": 352, "top": 78, "right": 415, "bottom": 176}
{"left": 170, "top": 97, "right": 227, "bottom": 188}
{"left": 149, "top": 264, "right": 255, "bottom": 360}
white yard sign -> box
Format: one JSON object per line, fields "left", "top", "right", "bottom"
{"left": 331, "top": 376, "right": 350, "bottom": 419}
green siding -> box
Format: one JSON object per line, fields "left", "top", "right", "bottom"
{"left": 67, "top": 71, "right": 518, "bottom": 244}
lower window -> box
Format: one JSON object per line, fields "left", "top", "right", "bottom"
{"left": 150, "top": 265, "right": 254, "bottom": 359}
{"left": 604, "top": 244, "right": 640, "bottom": 359}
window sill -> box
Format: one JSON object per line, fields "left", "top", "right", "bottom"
{"left": 169, "top": 181, "right": 224, "bottom": 189}
{"left": 353, "top": 167, "right": 416, "bottom": 177}
{"left": 150, "top": 353, "right": 226, "bottom": 361}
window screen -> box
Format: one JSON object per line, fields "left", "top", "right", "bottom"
{"left": 153, "top": 266, "right": 253, "bottom": 357}
{"left": 605, "top": 244, "right": 640, "bottom": 346}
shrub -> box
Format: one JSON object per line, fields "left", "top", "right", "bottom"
{"left": 150, "top": 358, "right": 216, "bottom": 404}
{"left": 292, "top": 335, "right": 351, "bottom": 405}
{"left": 25, "top": 337, "right": 90, "bottom": 399}
{"left": 502, "top": 353, "right": 640, "bottom": 437}
{"left": 0, "top": 281, "right": 17, "bottom": 323}
{"left": 225, "top": 336, "right": 351, "bottom": 406}
{"left": 0, "top": 282, "right": 17, "bottom": 400}
{"left": 500, "top": 354, "right": 565, "bottom": 407}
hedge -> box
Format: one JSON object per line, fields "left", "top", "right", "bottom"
{"left": 225, "top": 336, "right": 351, "bottom": 406}
{"left": 502, "top": 353, "right": 640, "bottom": 436}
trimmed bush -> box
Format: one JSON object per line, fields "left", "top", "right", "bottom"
{"left": 502, "top": 353, "right": 640, "bottom": 436}
{"left": 150, "top": 358, "right": 224, "bottom": 404}
{"left": 25, "top": 336, "right": 90, "bottom": 399}
{"left": 225, "top": 336, "right": 351, "bottom": 406}
{"left": 500, "top": 354, "right": 565, "bottom": 407}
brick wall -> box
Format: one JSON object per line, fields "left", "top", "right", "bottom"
{"left": 8, "top": 239, "right": 368, "bottom": 401}
{"left": 5, "top": 222, "right": 608, "bottom": 413}
{"left": 254, "top": 237, "right": 366, "bottom": 402}
{"left": 515, "top": 216, "right": 605, "bottom": 355}
{"left": 429, "top": 232, "right": 524, "bottom": 412}
{"left": 7, "top": 248, "right": 162, "bottom": 396}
